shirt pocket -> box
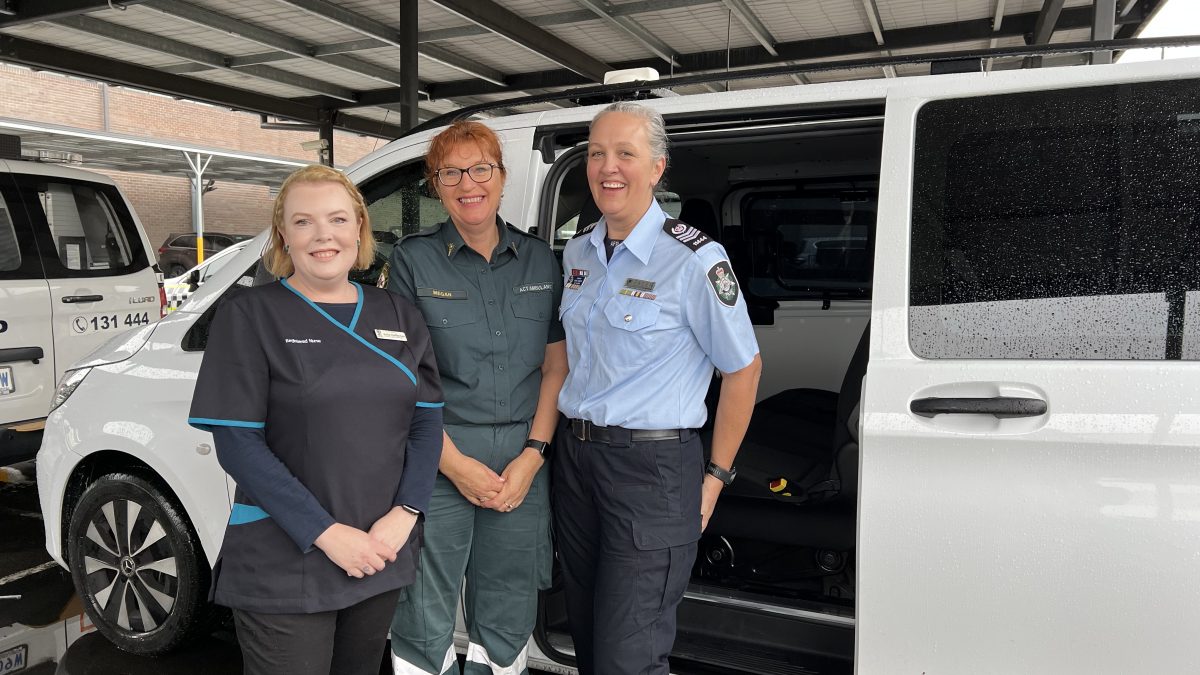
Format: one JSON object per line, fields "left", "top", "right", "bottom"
{"left": 602, "top": 294, "right": 662, "bottom": 369}
{"left": 510, "top": 287, "right": 554, "bottom": 368}
{"left": 416, "top": 292, "right": 478, "bottom": 329}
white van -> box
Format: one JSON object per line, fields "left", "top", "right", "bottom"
{"left": 1, "top": 146, "right": 162, "bottom": 464}
{"left": 38, "top": 56, "right": 1200, "bottom": 672}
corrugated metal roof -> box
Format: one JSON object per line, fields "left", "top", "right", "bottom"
{"left": 0, "top": 0, "right": 1168, "bottom": 143}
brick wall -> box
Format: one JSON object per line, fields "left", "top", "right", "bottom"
{"left": 0, "top": 63, "right": 395, "bottom": 248}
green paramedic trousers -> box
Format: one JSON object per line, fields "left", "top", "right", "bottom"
{"left": 391, "top": 422, "right": 551, "bottom": 675}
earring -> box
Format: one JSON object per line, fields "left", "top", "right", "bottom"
{"left": 284, "top": 244, "right": 290, "bottom": 254}
{"left": 356, "top": 239, "right": 360, "bottom": 247}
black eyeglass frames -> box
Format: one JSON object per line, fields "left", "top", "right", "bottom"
{"left": 434, "top": 162, "right": 499, "bottom": 187}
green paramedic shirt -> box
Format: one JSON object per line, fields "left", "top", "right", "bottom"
{"left": 388, "top": 217, "right": 565, "bottom": 427}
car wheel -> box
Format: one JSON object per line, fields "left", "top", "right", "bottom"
{"left": 67, "top": 472, "right": 215, "bottom": 655}
{"left": 168, "top": 264, "right": 187, "bottom": 277}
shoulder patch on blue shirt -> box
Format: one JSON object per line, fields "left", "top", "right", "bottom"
{"left": 707, "top": 260, "right": 740, "bottom": 307}
{"left": 663, "top": 219, "right": 712, "bottom": 252}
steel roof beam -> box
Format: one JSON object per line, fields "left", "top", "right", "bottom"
{"left": 0, "top": 34, "right": 404, "bottom": 138}
{"left": 721, "top": 0, "right": 777, "bottom": 56}
{"left": 408, "top": 4, "right": 1143, "bottom": 101}
{"left": 574, "top": 0, "right": 680, "bottom": 67}
{"left": 52, "top": 14, "right": 358, "bottom": 101}
{"left": 0, "top": 0, "right": 148, "bottom": 28}
{"left": 270, "top": 0, "right": 507, "bottom": 86}
{"left": 425, "top": 0, "right": 610, "bottom": 81}
{"left": 1030, "top": 0, "right": 1065, "bottom": 45}
{"left": 141, "top": 0, "right": 426, "bottom": 91}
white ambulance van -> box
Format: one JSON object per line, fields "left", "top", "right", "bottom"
{"left": 37, "top": 55, "right": 1200, "bottom": 673}
{"left": 1, "top": 137, "right": 162, "bottom": 464}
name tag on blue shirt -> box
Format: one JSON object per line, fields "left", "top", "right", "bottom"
{"left": 375, "top": 329, "right": 407, "bottom": 341}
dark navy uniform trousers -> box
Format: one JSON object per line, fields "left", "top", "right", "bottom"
{"left": 552, "top": 421, "right": 703, "bottom": 675}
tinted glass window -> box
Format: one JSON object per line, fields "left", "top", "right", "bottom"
{"left": 171, "top": 234, "right": 195, "bottom": 248}
{"left": 0, "top": 193, "right": 19, "bottom": 272}
{"left": 360, "top": 161, "right": 448, "bottom": 242}
{"left": 910, "top": 80, "right": 1200, "bottom": 359}
{"left": 741, "top": 183, "right": 876, "bottom": 300}
{"left": 182, "top": 261, "right": 259, "bottom": 352}
{"left": 20, "top": 178, "right": 148, "bottom": 278}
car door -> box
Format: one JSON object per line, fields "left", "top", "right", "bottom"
{"left": 13, "top": 173, "right": 159, "bottom": 391}
{"left": 0, "top": 162, "right": 55, "bottom": 428}
{"left": 860, "top": 61, "right": 1200, "bottom": 673}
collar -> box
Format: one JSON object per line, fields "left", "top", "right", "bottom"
{"left": 589, "top": 200, "right": 664, "bottom": 266}
{"left": 440, "top": 215, "right": 518, "bottom": 259}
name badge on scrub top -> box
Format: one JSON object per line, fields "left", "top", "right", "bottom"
{"left": 375, "top": 329, "right": 407, "bottom": 341}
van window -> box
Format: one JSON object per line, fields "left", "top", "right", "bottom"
{"left": 16, "top": 177, "right": 149, "bottom": 278}
{"left": 0, "top": 194, "right": 19, "bottom": 272}
{"left": 359, "top": 160, "right": 448, "bottom": 243}
{"left": 741, "top": 183, "right": 875, "bottom": 300}
{"left": 909, "top": 79, "right": 1200, "bottom": 360}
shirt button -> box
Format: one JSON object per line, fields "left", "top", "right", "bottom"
{"left": 498, "top": 365, "right": 504, "bottom": 371}
{"left": 488, "top": 299, "right": 495, "bottom": 305}
{"left": 442, "top": 318, "right": 448, "bottom": 325}
{"left": 500, "top": 400, "right": 506, "bottom": 406}
{"left": 495, "top": 330, "right": 502, "bottom": 336}
{"left": 624, "top": 314, "right": 633, "bottom": 322}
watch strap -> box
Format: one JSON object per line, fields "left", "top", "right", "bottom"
{"left": 525, "top": 438, "right": 549, "bottom": 455}
{"left": 706, "top": 460, "right": 737, "bottom": 486}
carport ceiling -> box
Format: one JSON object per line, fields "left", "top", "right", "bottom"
{"left": 0, "top": 0, "right": 1164, "bottom": 140}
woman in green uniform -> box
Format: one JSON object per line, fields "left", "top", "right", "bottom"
{"left": 388, "top": 121, "right": 568, "bottom": 675}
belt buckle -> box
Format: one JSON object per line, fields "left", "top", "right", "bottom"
{"left": 573, "top": 418, "right": 591, "bottom": 442}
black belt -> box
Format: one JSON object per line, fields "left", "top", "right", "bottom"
{"left": 569, "top": 418, "right": 683, "bottom": 444}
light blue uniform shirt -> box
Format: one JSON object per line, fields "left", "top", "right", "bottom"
{"left": 558, "top": 200, "right": 759, "bottom": 430}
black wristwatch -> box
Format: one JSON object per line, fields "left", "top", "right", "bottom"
{"left": 525, "top": 439, "right": 549, "bottom": 455}
{"left": 706, "top": 461, "right": 737, "bottom": 486}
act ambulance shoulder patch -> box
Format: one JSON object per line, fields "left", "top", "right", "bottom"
{"left": 707, "top": 260, "right": 739, "bottom": 307}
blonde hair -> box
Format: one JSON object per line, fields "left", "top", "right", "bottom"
{"left": 264, "top": 165, "right": 375, "bottom": 278}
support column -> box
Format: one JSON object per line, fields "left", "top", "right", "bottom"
{"left": 183, "top": 152, "right": 212, "bottom": 263}
{"left": 399, "top": 0, "right": 419, "bottom": 133}
{"left": 1091, "top": 0, "right": 1116, "bottom": 64}
{"left": 318, "top": 108, "right": 335, "bottom": 167}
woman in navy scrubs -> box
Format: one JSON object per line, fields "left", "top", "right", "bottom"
{"left": 188, "top": 165, "right": 444, "bottom": 675}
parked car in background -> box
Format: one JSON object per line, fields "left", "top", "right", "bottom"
{"left": 163, "top": 238, "right": 252, "bottom": 312}
{"left": 1, "top": 141, "right": 163, "bottom": 466}
{"left": 156, "top": 231, "right": 251, "bottom": 277}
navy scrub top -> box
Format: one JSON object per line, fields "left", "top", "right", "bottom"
{"left": 189, "top": 280, "right": 443, "bottom": 614}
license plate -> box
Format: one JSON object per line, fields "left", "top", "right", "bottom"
{"left": 0, "top": 366, "right": 12, "bottom": 395}
{"left": 0, "top": 645, "right": 26, "bottom": 674}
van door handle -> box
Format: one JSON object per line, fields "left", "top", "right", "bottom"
{"left": 0, "top": 347, "right": 44, "bottom": 364}
{"left": 61, "top": 295, "right": 103, "bottom": 303}
{"left": 910, "top": 396, "right": 1047, "bottom": 418}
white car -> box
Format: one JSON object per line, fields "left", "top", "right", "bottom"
{"left": 39, "top": 56, "right": 1200, "bottom": 673}
{"left": 1, "top": 148, "right": 163, "bottom": 465}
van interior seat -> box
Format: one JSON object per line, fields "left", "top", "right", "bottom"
{"left": 706, "top": 323, "right": 869, "bottom": 550}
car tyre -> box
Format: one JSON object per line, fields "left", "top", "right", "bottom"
{"left": 67, "top": 472, "right": 215, "bottom": 655}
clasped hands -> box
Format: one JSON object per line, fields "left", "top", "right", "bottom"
{"left": 445, "top": 447, "right": 542, "bottom": 513}
{"left": 314, "top": 506, "right": 418, "bottom": 579}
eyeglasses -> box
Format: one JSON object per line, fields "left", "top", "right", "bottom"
{"left": 434, "top": 162, "right": 498, "bottom": 187}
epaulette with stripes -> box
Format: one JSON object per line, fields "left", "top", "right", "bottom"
{"left": 662, "top": 218, "right": 712, "bottom": 252}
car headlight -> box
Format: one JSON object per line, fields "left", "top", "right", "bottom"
{"left": 49, "top": 367, "right": 92, "bottom": 414}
